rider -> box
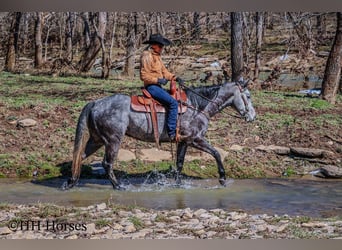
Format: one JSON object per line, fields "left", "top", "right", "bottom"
{"left": 140, "top": 34, "right": 184, "bottom": 141}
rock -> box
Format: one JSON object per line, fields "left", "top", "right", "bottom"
{"left": 118, "top": 149, "right": 136, "bottom": 161}
{"left": 229, "top": 212, "right": 248, "bottom": 221}
{"left": 140, "top": 148, "right": 171, "bottom": 161}
{"left": 66, "top": 235, "right": 78, "bottom": 239}
{"left": 0, "top": 227, "right": 12, "bottom": 235}
{"left": 131, "top": 230, "right": 148, "bottom": 239}
{"left": 86, "top": 223, "right": 96, "bottom": 235}
{"left": 230, "top": 144, "right": 244, "bottom": 151}
{"left": 112, "top": 223, "right": 124, "bottom": 230}
{"left": 256, "top": 145, "right": 290, "bottom": 155}
{"left": 21, "top": 231, "right": 37, "bottom": 239}
{"left": 290, "top": 147, "right": 334, "bottom": 158}
{"left": 17, "top": 118, "right": 37, "bottom": 127}
{"left": 193, "top": 209, "right": 207, "bottom": 217}
{"left": 301, "top": 222, "right": 326, "bottom": 228}
{"left": 181, "top": 208, "right": 193, "bottom": 219}
{"left": 276, "top": 223, "right": 288, "bottom": 233}
{"left": 194, "top": 229, "right": 206, "bottom": 237}
{"left": 124, "top": 224, "right": 136, "bottom": 233}
{"left": 96, "top": 203, "right": 107, "bottom": 210}
{"left": 169, "top": 216, "right": 180, "bottom": 222}
{"left": 205, "top": 231, "right": 217, "bottom": 238}
{"left": 254, "top": 224, "right": 267, "bottom": 232}
{"left": 309, "top": 165, "right": 342, "bottom": 178}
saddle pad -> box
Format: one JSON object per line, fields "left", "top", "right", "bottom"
{"left": 131, "top": 94, "right": 187, "bottom": 113}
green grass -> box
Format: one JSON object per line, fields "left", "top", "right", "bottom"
{"left": 128, "top": 216, "right": 144, "bottom": 230}
{"left": 0, "top": 72, "right": 340, "bottom": 180}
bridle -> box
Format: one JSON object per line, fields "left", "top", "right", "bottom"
{"left": 178, "top": 82, "right": 250, "bottom": 119}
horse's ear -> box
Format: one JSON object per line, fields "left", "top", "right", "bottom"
{"left": 237, "top": 77, "right": 250, "bottom": 89}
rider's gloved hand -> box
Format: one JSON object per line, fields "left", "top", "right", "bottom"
{"left": 175, "top": 77, "right": 185, "bottom": 85}
{"left": 157, "top": 78, "right": 168, "bottom": 85}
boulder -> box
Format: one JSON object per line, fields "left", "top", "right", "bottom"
{"left": 309, "top": 165, "right": 342, "bottom": 178}
{"left": 17, "top": 118, "right": 37, "bottom": 127}
{"left": 290, "top": 147, "right": 334, "bottom": 158}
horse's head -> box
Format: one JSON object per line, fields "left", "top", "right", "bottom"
{"left": 232, "top": 78, "right": 256, "bottom": 122}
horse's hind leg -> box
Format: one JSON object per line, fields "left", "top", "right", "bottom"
{"left": 102, "top": 142, "right": 124, "bottom": 190}
{"left": 191, "top": 138, "right": 226, "bottom": 186}
{"left": 83, "top": 137, "right": 103, "bottom": 159}
{"left": 175, "top": 142, "right": 188, "bottom": 185}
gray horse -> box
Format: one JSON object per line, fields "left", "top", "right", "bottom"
{"left": 64, "top": 80, "right": 256, "bottom": 190}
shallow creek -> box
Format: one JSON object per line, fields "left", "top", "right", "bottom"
{"left": 1, "top": 176, "right": 341, "bottom": 218}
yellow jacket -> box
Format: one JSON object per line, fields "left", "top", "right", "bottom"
{"left": 140, "top": 49, "right": 174, "bottom": 87}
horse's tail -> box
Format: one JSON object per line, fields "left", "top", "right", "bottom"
{"left": 70, "top": 102, "right": 94, "bottom": 184}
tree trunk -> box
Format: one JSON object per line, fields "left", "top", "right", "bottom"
{"left": 65, "top": 12, "right": 75, "bottom": 63}
{"left": 80, "top": 12, "right": 91, "bottom": 49}
{"left": 192, "top": 12, "right": 201, "bottom": 40}
{"left": 123, "top": 12, "right": 136, "bottom": 78}
{"left": 206, "top": 13, "right": 211, "bottom": 34}
{"left": 242, "top": 12, "right": 251, "bottom": 66}
{"left": 44, "top": 16, "right": 51, "bottom": 62}
{"left": 109, "top": 12, "right": 117, "bottom": 62}
{"left": 321, "top": 12, "right": 342, "bottom": 104}
{"left": 78, "top": 12, "right": 107, "bottom": 73}
{"left": 5, "top": 12, "right": 22, "bottom": 72}
{"left": 254, "top": 12, "right": 264, "bottom": 81}
{"left": 174, "top": 13, "right": 181, "bottom": 36}
{"left": 99, "top": 13, "right": 110, "bottom": 79}
{"left": 231, "top": 12, "right": 244, "bottom": 82}
{"left": 34, "top": 12, "right": 43, "bottom": 68}
{"left": 316, "top": 14, "right": 327, "bottom": 42}
{"left": 20, "top": 12, "right": 29, "bottom": 55}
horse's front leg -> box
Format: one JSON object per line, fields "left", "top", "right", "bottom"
{"left": 175, "top": 142, "right": 188, "bottom": 185}
{"left": 191, "top": 138, "right": 226, "bottom": 186}
{"left": 102, "top": 144, "right": 124, "bottom": 190}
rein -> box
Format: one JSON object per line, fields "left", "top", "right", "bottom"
{"left": 179, "top": 83, "right": 221, "bottom": 110}
{"left": 179, "top": 82, "right": 245, "bottom": 119}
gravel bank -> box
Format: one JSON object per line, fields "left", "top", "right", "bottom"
{"left": 0, "top": 203, "right": 341, "bottom": 239}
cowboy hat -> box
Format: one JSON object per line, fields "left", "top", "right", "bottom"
{"left": 143, "top": 34, "right": 171, "bottom": 46}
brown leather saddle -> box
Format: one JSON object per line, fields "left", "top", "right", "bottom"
{"left": 130, "top": 80, "right": 187, "bottom": 147}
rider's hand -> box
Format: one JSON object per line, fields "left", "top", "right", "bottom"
{"left": 157, "top": 78, "right": 168, "bottom": 85}
{"left": 175, "top": 77, "right": 185, "bottom": 85}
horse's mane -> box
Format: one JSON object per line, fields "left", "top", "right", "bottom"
{"left": 185, "top": 84, "right": 223, "bottom": 110}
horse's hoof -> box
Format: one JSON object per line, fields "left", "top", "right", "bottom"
{"left": 219, "top": 178, "right": 226, "bottom": 187}
{"left": 112, "top": 184, "right": 125, "bottom": 191}
{"left": 61, "top": 181, "right": 69, "bottom": 190}
{"left": 61, "top": 179, "right": 75, "bottom": 190}
{"left": 175, "top": 177, "right": 182, "bottom": 186}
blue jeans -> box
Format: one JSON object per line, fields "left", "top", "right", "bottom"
{"left": 145, "top": 84, "right": 178, "bottom": 137}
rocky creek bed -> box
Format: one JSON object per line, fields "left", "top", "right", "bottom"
{"left": 1, "top": 203, "right": 342, "bottom": 239}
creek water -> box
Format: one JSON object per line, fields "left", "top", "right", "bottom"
{"left": 1, "top": 176, "right": 341, "bottom": 218}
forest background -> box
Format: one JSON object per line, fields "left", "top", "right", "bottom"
{"left": 0, "top": 12, "right": 341, "bottom": 180}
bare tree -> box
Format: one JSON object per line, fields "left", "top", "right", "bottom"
{"left": 78, "top": 12, "right": 107, "bottom": 73}
{"left": 321, "top": 12, "right": 342, "bottom": 104}
{"left": 34, "top": 12, "right": 43, "bottom": 68}
{"left": 254, "top": 12, "right": 264, "bottom": 81}
{"left": 80, "top": 12, "right": 91, "bottom": 49}
{"left": 5, "top": 12, "right": 22, "bottom": 72}
{"left": 109, "top": 12, "right": 117, "bottom": 62}
{"left": 288, "top": 12, "right": 316, "bottom": 56}
{"left": 242, "top": 12, "right": 253, "bottom": 66}
{"left": 231, "top": 12, "right": 244, "bottom": 81}
{"left": 98, "top": 12, "right": 110, "bottom": 79}
{"left": 20, "top": 12, "right": 29, "bottom": 55}
{"left": 192, "top": 12, "right": 201, "bottom": 40}
{"left": 65, "top": 12, "right": 76, "bottom": 63}
{"left": 123, "top": 12, "right": 136, "bottom": 78}
{"left": 43, "top": 13, "right": 53, "bottom": 62}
